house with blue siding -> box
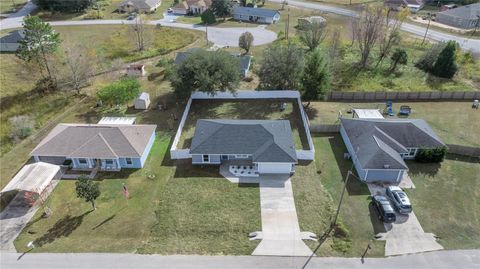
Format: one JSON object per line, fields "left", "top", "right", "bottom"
{"left": 340, "top": 118, "right": 445, "bottom": 184}
{"left": 31, "top": 124, "right": 156, "bottom": 171}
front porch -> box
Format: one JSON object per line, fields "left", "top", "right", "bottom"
{"left": 219, "top": 160, "right": 260, "bottom": 184}
{"left": 71, "top": 158, "right": 121, "bottom": 171}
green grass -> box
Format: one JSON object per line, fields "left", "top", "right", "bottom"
{"left": 177, "top": 99, "right": 310, "bottom": 150}
{"left": 306, "top": 101, "right": 480, "bottom": 147}
{"left": 14, "top": 134, "right": 261, "bottom": 254}
{"left": 406, "top": 158, "right": 480, "bottom": 250}
{"left": 0, "top": 0, "right": 27, "bottom": 14}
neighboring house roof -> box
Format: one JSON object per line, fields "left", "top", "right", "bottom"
{"left": 438, "top": 3, "right": 480, "bottom": 20}
{"left": 0, "top": 30, "right": 25, "bottom": 52}
{"left": 384, "top": 0, "right": 424, "bottom": 6}
{"left": 174, "top": 49, "right": 252, "bottom": 75}
{"left": 31, "top": 124, "right": 156, "bottom": 158}
{"left": 190, "top": 119, "right": 298, "bottom": 163}
{"left": 174, "top": 0, "right": 211, "bottom": 9}
{"left": 232, "top": 7, "right": 280, "bottom": 18}
{"left": 341, "top": 118, "right": 445, "bottom": 170}
{"left": 119, "top": 0, "right": 161, "bottom": 9}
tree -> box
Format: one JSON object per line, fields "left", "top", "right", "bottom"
{"left": 97, "top": 77, "right": 141, "bottom": 107}
{"left": 376, "top": 8, "right": 409, "bottom": 68}
{"left": 129, "top": 15, "right": 151, "bottom": 51}
{"left": 16, "top": 16, "right": 61, "bottom": 89}
{"left": 389, "top": 48, "right": 408, "bottom": 73}
{"left": 75, "top": 176, "right": 101, "bottom": 210}
{"left": 300, "top": 48, "right": 331, "bottom": 101}
{"left": 299, "top": 21, "right": 327, "bottom": 51}
{"left": 415, "top": 42, "right": 446, "bottom": 72}
{"left": 201, "top": 9, "right": 216, "bottom": 25}
{"left": 35, "top": 0, "right": 94, "bottom": 12}
{"left": 170, "top": 49, "right": 240, "bottom": 99}
{"left": 211, "top": 0, "right": 231, "bottom": 20}
{"left": 432, "top": 40, "right": 458, "bottom": 79}
{"left": 351, "top": 6, "right": 386, "bottom": 68}
{"left": 239, "top": 31, "right": 254, "bottom": 54}
{"left": 257, "top": 43, "right": 304, "bottom": 90}
{"left": 62, "top": 42, "right": 97, "bottom": 94}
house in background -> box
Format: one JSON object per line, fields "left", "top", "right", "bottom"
{"left": 174, "top": 48, "right": 253, "bottom": 77}
{"left": 31, "top": 124, "right": 157, "bottom": 171}
{"left": 190, "top": 119, "right": 298, "bottom": 174}
{"left": 0, "top": 30, "right": 25, "bottom": 52}
{"left": 172, "top": 0, "right": 212, "bottom": 15}
{"left": 384, "top": 0, "right": 425, "bottom": 13}
{"left": 232, "top": 7, "right": 280, "bottom": 24}
{"left": 436, "top": 3, "right": 480, "bottom": 29}
{"left": 340, "top": 118, "right": 445, "bottom": 184}
{"left": 118, "top": 0, "right": 162, "bottom": 13}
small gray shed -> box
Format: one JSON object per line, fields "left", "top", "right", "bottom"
{"left": 134, "top": 92, "right": 151, "bottom": 110}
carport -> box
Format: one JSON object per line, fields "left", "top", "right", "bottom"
{"left": 1, "top": 162, "right": 60, "bottom": 197}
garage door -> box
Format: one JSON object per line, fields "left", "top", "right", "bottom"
{"left": 257, "top": 163, "right": 292, "bottom": 174}
{"left": 38, "top": 156, "right": 66, "bottom": 165}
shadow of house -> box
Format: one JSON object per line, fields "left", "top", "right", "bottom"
{"left": 173, "top": 160, "right": 223, "bottom": 178}
{"left": 406, "top": 161, "right": 441, "bottom": 177}
{"left": 34, "top": 211, "right": 92, "bottom": 247}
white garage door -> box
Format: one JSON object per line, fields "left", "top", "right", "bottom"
{"left": 257, "top": 163, "right": 292, "bottom": 174}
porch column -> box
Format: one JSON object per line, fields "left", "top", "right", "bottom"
{"left": 364, "top": 169, "right": 369, "bottom": 181}
{"left": 34, "top": 156, "right": 40, "bottom": 162}
{"left": 116, "top": 159, "right": 121, "bottom": 169}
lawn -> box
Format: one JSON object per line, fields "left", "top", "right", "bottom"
{"left": 306, "top": 101, "right": 480, "bottom": 147}
{"left": 15, "top": 134, "right": 261, "bottom": 254}
{"left": 176, "top": 99, "right": 310, "bottom": 150}
{"left": 406, "top": 158, "right": 480, "bottom": 250}
{"left": 0, "top": 0, "right": 27, "bottom": 14}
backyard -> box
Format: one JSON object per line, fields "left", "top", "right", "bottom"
{"left": 176, "top": 99, "right": 311, "bottom": 150}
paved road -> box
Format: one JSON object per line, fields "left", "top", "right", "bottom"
{"left": 1, "top": 249, "right": 479, "bottom": 269}
{"left": 269, "top": 0, "right": 480, "bottom": 53}
{"left": 0, "top": 1, "right": 37, "bottom": 28}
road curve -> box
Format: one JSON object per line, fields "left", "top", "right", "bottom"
{"left": 268, "top": 0, "right": 480, "bottom": 53}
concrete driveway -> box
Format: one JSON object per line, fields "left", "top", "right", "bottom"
{"left": 368, "top": 184, "right": 443, "bottom": 256}
{"left": 252, "top": 175, "right": 314, "bottom": 256}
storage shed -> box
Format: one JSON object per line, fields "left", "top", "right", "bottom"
{"left": 134, "top": 92, "right": 151, "bottom": 110}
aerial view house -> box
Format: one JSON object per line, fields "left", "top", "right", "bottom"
{"left": 190, "top": 119, "right": 297, "bottom": 174}
{"left": 118, "top": 0, "right": 162, "bottom": 13}
{"left": 0, "top": 30, "right": 25, "bottom": 52}
{"left": 340, "top": 118, "right": 445, "bottom": 183}
{"left": 172, "top": 0, "right": 212, "bottom": 15}
{"left": 384, "top": 0, "right": 424, "bottom": 13}
{"left": 175, "top": 49, "right": 252, "bottom": 77}
{"left": 31, "top": 124, "right": 157, "bottom": 171}
{"left": 436, "top": 3, "right": 480, "bottom": 29}
{"left": 232, "top": 7, "right": 280, "bottom": 24}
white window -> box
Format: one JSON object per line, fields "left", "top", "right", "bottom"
{"left": 79, "top": 158, "right": 87, "bottom": 164}
{"left": 235, "top": 154, "right": 249, "bottom": 158}
{"left": 105, "top": 159, "right": 114, "bottom": 165}
{"left": 407, "top": 148, "right": 417, "bottom": 157}
{"left": 126, "top": 158, "right": 133, "bottom": 165}
{"left": 203, "top": 155, "right": 209, "bottom": 162}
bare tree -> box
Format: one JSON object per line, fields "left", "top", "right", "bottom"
{"left": 62, "top": 42, "right": 98, "bottom": 94}
{"left": 299, "top": 21, "right": 328, "bottom": 51}
{"left": 376, "top": 8, "right": 409, "bottom": 68}
{"left": 129, "top": 15, "right": 151, "bottom": 51}
{"left": 351, "top": 6, "right": 386, "bottom": 68}
{"left": 328, "top": 29, "right": 342, "bottom": 69}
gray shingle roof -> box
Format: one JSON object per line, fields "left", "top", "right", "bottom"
{"left": 31, "top": 124, "right": 156, "bottom": 158}
{"left": 119, "top": 0, "right": 161, "bottom": 9}
{"left": 232, "top": 7, "right": 280, "bottom": 18}
{"left": 438, "top": 3, "right": 480, "bottom": 19}
{"left": 341, "top": 118, "right": 445, "bottom": 170}
{"left": 190, "top": 119, "right": 297, "bottom": 163}
{"left": 0, "top": 30, "right": 25, "bottom": 52}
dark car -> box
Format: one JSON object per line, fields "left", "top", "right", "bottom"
{"left": 372, "top": 195, "right": 396, "bottom": 223}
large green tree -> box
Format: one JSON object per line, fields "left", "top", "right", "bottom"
{"left": 257, "top": 43, "right": 304, "bottom": 90}
{"left": 170, "top": 49, "right": 240, "bottom": 99}
{"left": 75, "top": 176, "right": 101, "bottom": 210}
{"left": 211, "top": 0, "right": 231, "bottom": 20}
{"left": 432, "top": 40, "right": 458, "bottom": 79}
{"left": 16, "top": 16, "right": 61, "bottom": 88}
{"left": 415, "top": 42, "right": 446, "bottom": 72}
{"left": 35, "top": 0, "right": 94, "bottom": 12}
{"left": 239, "top": 31, "right": 254, "bottom": 54}
{"left": 300, "top": 48, "right": 331, "bottom": 101}
{"left": 201, "top": 9, "right": 217, "bottom": 25}
{"left": 97, "top": 77, "right": 141, "bottom": 107}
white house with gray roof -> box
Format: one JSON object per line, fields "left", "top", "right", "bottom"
{"left": 436, "top": 3, "right": 480, "bottom": 29}
{"left": 31, "top": 124, "right": 156, "bottom": 171}
{"left": 190, "top": 119, "right": 297, "bottom": 174}
{"left": 340, "top": 118, "right": 445, "bottom": 183}
{"left": 232, "top": 7, "right": 280, "bottom": 24}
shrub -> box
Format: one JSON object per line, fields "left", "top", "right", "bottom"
{"left": 84, "top": 10, "right": 104, "bottom": 19}
{"left": 415, "top": 42, "right": 446, "bottom": 72}
{"left": 415, "top": 147, "right": 447, "bottom": 163}
{"left": 9, "top": 115, "right": 34, "bottom": 141}
{"left": 432, "top": 41, "right": 458, "bottom": 79}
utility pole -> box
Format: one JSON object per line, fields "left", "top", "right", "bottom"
{"left": 205, "top": 24, "right": 209, "bottom": 45}
{"left": 422, "top": 13, "right": 431, "bottom": 45}
{"left": 285, "top": 8, "right": 290, "bottom": 40}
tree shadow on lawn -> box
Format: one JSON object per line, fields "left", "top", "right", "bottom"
{"left": 406, "top": 160, "right": 441, "bottom": 177}
{"left": 34, "top": 210, "right": 92, "bottom": 247}
{"left": 91, "top": 214, "right": 116, "bottom": 230}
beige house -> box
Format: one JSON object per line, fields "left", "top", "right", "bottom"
{"left": 172, "top": 0, "right": 212, "bottom": 15}
{"left": 118, "top": 0, "right": 162, "bottom": 13}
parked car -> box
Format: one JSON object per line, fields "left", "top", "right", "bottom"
{"left": 386, "top": 186, "right": 412, "bottom": 214}
{"left": 167, "top": 8, "right": 173, "bottom": 13}
{"left": 127, "top": 13, "right": 137, "bottom": 20}
{"left": 372, "top": 195, "right": 396, "bottom": 223}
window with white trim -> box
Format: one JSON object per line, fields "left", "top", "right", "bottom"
{"left": 406, "top": 148, "right": 417, "bottom": 157}
{"left": 126, "top": 158, "right": 133, "bottom": 165}
{"left": 79, "top": 158, "right": 87, "bottom": 164}
{"left": 203, "top": 155, "right": 209, "bottom": 162}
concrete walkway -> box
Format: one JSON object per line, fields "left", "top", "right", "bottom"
{"left": 252, "top": 175, "right": 314, "bottom": 256}
{"left": 368, "top": 184, "right": 443, "bottom": 256}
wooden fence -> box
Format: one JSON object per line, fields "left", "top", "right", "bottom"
{"left": 327, "top": 91, "right": 480, "bottom": 102}
{"left": 447, "top": 144, "right": 480, "bottom": 158}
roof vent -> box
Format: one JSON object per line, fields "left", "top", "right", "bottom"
{"left": 383, "top": 164, "right": 390, "bottom": 169}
